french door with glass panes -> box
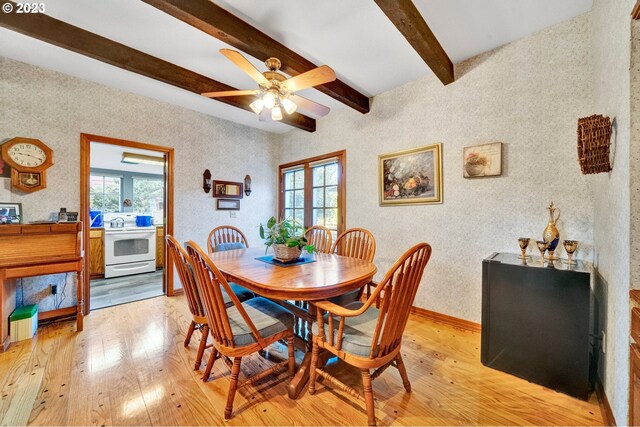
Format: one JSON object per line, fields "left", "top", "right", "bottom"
{"left": 278, "top": 151, "right": 345, "bottom": 240}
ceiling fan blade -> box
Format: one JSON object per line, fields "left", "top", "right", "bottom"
{"left": 289, "top": 95, "right": 331, "bottom": 117}
{"left": 281, "top": 65, "right": 336, "bottom": 92}
{"left": 220, "top": 49, "right": 270, "bottom": 86}
{"left": 201, "top": 89, "right": 259, "bottom": 98}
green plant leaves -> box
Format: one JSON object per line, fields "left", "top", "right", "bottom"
{"left": 259, "top": 216, "right": 315, "bottom": 251}
{"left": 267, "top": 216, "right": 276, "bottom": 229}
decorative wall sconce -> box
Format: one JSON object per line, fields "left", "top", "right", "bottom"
{"left": 244, "top": 174, "right": 252, "bottom": 196}
{"left": 203, "top": 169, "right": 212, "bottom": 193}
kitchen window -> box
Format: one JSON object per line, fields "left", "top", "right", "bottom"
{"left": 133, "top": 176, "right": 164, "bottom": 214}
{"left": 90, "top": 174, "right": 121, "bottom": 213}
{"left": 279, "top": 151, "right": 345, "bottom": 238}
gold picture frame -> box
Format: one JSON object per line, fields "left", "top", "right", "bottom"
{"left": 379, "top": 143, "right": 443, "bottom": 206}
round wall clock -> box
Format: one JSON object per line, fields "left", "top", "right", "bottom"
{"left": 1, "top": 137, "right": 54, "bottom": 193}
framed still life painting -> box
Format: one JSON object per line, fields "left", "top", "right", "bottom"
{"left": 379, "top": 143, "right": 443, "bottom": 206}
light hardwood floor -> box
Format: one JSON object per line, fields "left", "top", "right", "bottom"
{"left": 90, "top": 271, "right": 164, "bottom": 310}
{"left": 0, "top": 295, "right": 604, "bottom": 426}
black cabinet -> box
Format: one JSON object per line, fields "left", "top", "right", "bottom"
{"left": 481, "top": 252, "right": 593, "bottom": 400}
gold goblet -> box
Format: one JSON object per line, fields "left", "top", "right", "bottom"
{"left": 563, "top": 240, "right": 578, "bottom": 266}
{"left": 518, "top": 237, "right": 530, "bottom": 259}
{"left": 536, "top": 240, "right": 549, "bottom": 264}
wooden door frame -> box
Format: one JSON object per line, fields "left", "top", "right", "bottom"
{"left": 80, "top": 133, "right": 176, "bottom": 315}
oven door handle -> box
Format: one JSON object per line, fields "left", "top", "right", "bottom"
{"left": 105, "top": 230, "right": 156, "bottom": 235}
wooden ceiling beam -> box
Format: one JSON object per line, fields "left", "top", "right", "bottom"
{"left": 141, "top": 0, "right": 371, "bottom": 114}
{"left": 0, "top": 3, "right": 316, "bottom": 132}
{"left": 374, "top": 0, "right": 454, "bottom": 85}
{"left": 633, "top": 0, "right": 640, "bottom": 19}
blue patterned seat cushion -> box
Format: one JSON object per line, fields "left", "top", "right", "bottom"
{"left": 311, "top": 302, "right": 379, "bottom": 357}
{"left": 186, "top": 263, "right": 252, "bottom": 308}
{"left": 215, "top": 242, "right": 246, "bottom": 252}
{"left": 226, "top": 297, "right": 294, "bottom": 347}
{"left": 212, "top": 241, "right": 252, "bottom": 304}
{"left": 222, "top": 283, "right": 254, "bottom": 307}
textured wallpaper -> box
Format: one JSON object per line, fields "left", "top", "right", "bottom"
{"left": 631, "top": 20, "right": 640, "bottom": 286}
{"left": 0, "top": 3, "right": 634, "bottom": 421}
{"left": 279, "top": 12, "right": 594, "bottom": 324}
{"left": 591, "top": 0, "right": 634, "bottom": 423}
{"left": 0, "top": 57, "right": 278, "bottom": 307}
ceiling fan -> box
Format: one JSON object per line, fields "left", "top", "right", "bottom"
{"left": 202, "top": 49, "right": 336, "bottom": 121}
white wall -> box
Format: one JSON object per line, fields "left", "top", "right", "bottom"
{"left": 278, "top": 13, "right": 595, "bottom": 323}
{"left": 0, "top": 56, "right": 278, "bottom": 307}
{"left": 591, "top": 0, "right": 634, "bottom": 423}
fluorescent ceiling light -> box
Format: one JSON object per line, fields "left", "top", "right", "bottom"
{"left": 121, "top": 152, "right": 165, "bottom": 166}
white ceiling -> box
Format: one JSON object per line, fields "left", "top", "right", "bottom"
{"left": 90, "top": 141, "right": 165, "bottom": 175}
{"left": 0, "top": 0, "right": 592, "bottom": 134}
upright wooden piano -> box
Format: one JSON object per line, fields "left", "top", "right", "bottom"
{"left": 0, "top": 222, "right": 84, "bottom": 351}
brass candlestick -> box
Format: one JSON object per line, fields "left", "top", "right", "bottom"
{"left": 536, "top": 240, "right": 549, "bottom": 264}
{"left": 518, "top": 237, "right": 530, "bottom": 259}
{"left": 563, "top": 240, "right": 578, "bottom": 266}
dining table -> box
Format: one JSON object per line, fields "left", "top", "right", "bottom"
{"left": 208, "top": 247, "right": 377, "bottom": 398}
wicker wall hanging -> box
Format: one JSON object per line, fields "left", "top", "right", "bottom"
{"left": 576, "top": 114, "right": 612, "bottom": 174}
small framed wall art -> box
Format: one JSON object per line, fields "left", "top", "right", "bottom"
{"left": 217, "top": 199, "right": 240, "bottom": 210}
{"left": 212, "top": 180, "right": 243, "bottom": 199}
{"left": 463, "top": 142, "right": 503, "bottom": 178}
{"left": 0, "top": 202, "right": 22, "bottom": 224}
{"left": 379, "top": 143, "right": 443, "bottom": 206}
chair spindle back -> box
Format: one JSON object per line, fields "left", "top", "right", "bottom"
{"left": 305, "top": 225, "right": 333, "bottom": 254}
{"left": 331, "top": 228, "right": 376, "bottom": 262}
{"left": 166, "top": 235, "right": 205, "bottom": 319}
{"left": 368, "top": 243, "right": 431, "bottom": 358}
{"left": 207, "top": 226, "right": 249, "bottom": 253}
{"left": 185, "top": 241, "right": 265, "bottom": 350}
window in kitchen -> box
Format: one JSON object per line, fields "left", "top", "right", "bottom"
{"left": 90, "top": 174, "right": 121, "bottom": 213}
{"left": 279, "top": 151, "right": 345, "bottom": 239}
{"left": 133, "top": 176, "right": 164, "bottom": 214}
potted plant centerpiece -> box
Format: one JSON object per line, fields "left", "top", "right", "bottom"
{"left": 259, "top": 216, "right": 315, "bottom": 262}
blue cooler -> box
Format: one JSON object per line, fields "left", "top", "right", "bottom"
{"left": 89, "top": 210, "right": 103, "bottom": 228}
{"left": 136, "top": 215, "right": 154, "bottom": 227}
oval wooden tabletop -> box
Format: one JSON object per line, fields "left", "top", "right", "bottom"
{"left": 208, "top": 248, "right": 377, "bottom": 301}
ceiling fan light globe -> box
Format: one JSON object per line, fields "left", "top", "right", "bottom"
{"left": 281, "top": 98, "right": 297, "bottom": 115}
{"left": 263, "top": 92, "right": 277, "bottom": 109}
{"left": 250, "top": 99, "right": 264, "bottom": 115}
{"left": 272, "top": 106, "right": 283, "bottom": 121}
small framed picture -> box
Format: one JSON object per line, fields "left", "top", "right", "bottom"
{"left": 213, "top": 180, "right": 243, "bottom": 199}
{"left": 463, "top": 142, "right": 503, "bottom": 178}
{"left": 0, "top": 202, "right": 22, "bottom": 224}
{"left": 217, "top": 199, "right": 240, "bottom": 210}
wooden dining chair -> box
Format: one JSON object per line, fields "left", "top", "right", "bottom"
{"left": 185, "top": 241, "right": 296, "bottom": 420}
{"left": 309, "top": 242, "right": 432, "bottom": 426}
{"left": 331, "top": 228, "right": 376, "bottom": 262}
{"left": 166, "top": 235, "right": 253, "bottom": 371}
{"left": 329, "top": 228, "right": 376, "bottom": 305}
{"left": 207, "top": 225, "right": 249, "bottom": 253}
{"left": 304, "top": 225, "right": 333, "bottom": 254}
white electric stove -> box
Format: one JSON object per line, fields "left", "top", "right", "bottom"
{"left": 103, "top": 213, "right": 157, "bottom": 278}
